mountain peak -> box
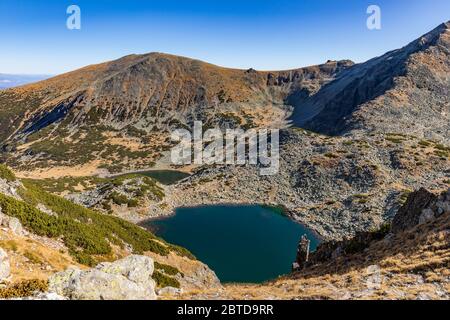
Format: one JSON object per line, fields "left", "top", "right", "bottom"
{"left": 0, "top": 51, "right": 353, "bottom": 169}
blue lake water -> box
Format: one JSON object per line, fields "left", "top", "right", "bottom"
{"left": 143, "top": 205, "right": 320, "bottom": 283}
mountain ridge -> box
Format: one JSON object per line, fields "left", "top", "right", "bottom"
{"left": 0, "top": 53, "right": 352, "bottom": 172}
{"left": 293, "top": 21, "right": 450, "bottom": 140}
{"left": 0, "top": 21, "right": 448, "bottom": 174}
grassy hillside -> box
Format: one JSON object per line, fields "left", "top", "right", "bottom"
{"left": 0, "top": 167, "right": 197, "bottom": 289}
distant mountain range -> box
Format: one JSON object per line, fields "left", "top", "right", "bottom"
{"left": 0, "top": 74, "right": 50, "bottom": 89}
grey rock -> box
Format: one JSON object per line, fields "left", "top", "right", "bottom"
{"left": 0, "top": 248, "right": 10, "bottom": 282}
{"left": 96, "top": 254, "right": 155, "bottom": 287}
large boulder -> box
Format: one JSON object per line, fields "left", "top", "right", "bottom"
{"left": 0, "top": 209, "right": 26, "bottom": 237}
{"left": 49, "top": 255, "right": 157, "bottom": 300}
{"left": 0, "top": 248, "right": 10, "bottom": 282}
{"left": 392, "top": 188, "right": 450, "bottom": 233}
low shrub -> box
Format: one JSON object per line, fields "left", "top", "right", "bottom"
{"left": 0, "top": 279, "right": 48, "bottom": 299}
{"left": 109, "top": 191, "right": 130, "bottom": 205}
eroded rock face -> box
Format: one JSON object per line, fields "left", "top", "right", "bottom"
{"left": 49, "top": 255, "right": 156, "bottom": 300}
{"left": 0, "top": 248, "right": 10, "bottom": 282}
{"left": 392, "top": 188, "right": 450, "bottom": 233}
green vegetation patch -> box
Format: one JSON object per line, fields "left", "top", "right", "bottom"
{"left": 434, "top": 150, "right": 449, "bottom": 159}
{"left": 219, "top": 112, "right": 242, "bottom": 126}
{"left": 435, "top": 144, "right": 450, "bottom": 152}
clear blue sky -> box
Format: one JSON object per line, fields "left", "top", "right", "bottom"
{"left": 1, "top": 0, "right": 449, "bottom": 74}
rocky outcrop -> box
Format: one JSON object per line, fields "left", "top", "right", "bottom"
{"left": 392, "top": 188, "right": 450, "bottom": 233}
{"left": 0, "top": 178, "right": 21, "bottom": 200}
{"left": 294, "top": 188, "right": 450, "bottom": 270}
{"left": 49, "top": 255, "right": 157, "bottom": 300}
{"left": 0, "top": 52, "right": 352, "bottom": 170}
{"left": 0, "top": 248, "right": 10, "bottom": 282}
{"left": 0, "top": 207, "right": 26, "bottom": 236}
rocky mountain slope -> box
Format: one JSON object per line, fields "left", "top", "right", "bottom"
{"left": 162, "top": 128, "right": 449, "bottom": 240}
{"left": 7, "top": 23, "right": 446, "bottom": 242}
{"left": 292, "top": 21, "right": 450, "bottom": 141}
{"left": 0, "top": 53, "right": 351, "bottom": 174}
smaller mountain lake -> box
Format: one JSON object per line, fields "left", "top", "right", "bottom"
{"left": 142, "top": 205, "right": 320, "bottom": 283}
